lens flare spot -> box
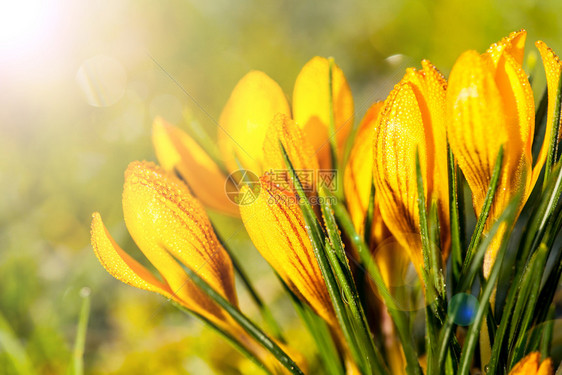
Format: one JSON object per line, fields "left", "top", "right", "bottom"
{"left": 448, "top": 293, "right": 479, "bottom": 326}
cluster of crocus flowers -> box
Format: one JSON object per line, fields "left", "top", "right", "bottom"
{"left": 153, "top": 56, "right": 354, "bottom": 218}
{"left": 91, "top": 29, "right": 562, "bottom": 375}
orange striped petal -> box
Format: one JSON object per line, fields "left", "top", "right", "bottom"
{"left": 534, "top": 41, "right": 562, "bottom": 183}
{"left": 239, "top": 175, "right": 335, "bottom": 325}
{"left": 218, "top": 71, "right": 290, "bottom": 175}
{"left": 404, "top": 60, "right": 450, "bottom": 251}
{"left": 447, "top": 50, "right": 508, "bottom": 215}
{"left": 152, "top": 118, "right": 239, "bottom": 216}
{"left": 122, "top": 161, "right": 237, "bottom": 321}
{"left": 344, "top": 101, "right": 384, "bottom": 236}
{"left": 262, "top": 113, "right": 319, "bottom": 192}
{"left": 486, "top": 30, "right": 527, "bottom": 67}
{"left": 509, "top": 352, "right": 553, "bottom": 375}
{"left": 293, "top": 57, "right": 354, "bottom": 169}
{"left": 373, "top": 81, "right": 428, "bottom": 274}
{"left": 90, "top": 212, "right": 177, "bottom": 301}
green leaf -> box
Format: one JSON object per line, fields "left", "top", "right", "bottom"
{"left": 280, "top": 142, "right": 387, "bottom": 374}
{"left": 0, "top": 309, "right": 37, "bottom": 375}
{"left": 213, "top": 224, "right": 284, "bottom": 342}
{"left": 461, "top": 146, "right": 504, "bottom": 276}
{"left": 448, "top": 147, "right": 464, "bottom": 292}
{"left": 331, "top": 201, "right": 423, "bottom": 375}
{"left": 543, "top": 67, "right": 562, "bottom": 182}
{"left": 320, "top": 187, "right": 388, "bottom": 375}
{"left": 181, "top": 265, "right": 305, "bottom": 375}
{"left": 72, "top": 288, "right": 91, "bottom": 375}
{"left": 435, "top": 194, "right": 519, "bottom": 374}
{"left": 173, "top": 303, "right": 272, "bottom": 375}
{"left": 457, "top": 219, "right": 515, "bottom": 375}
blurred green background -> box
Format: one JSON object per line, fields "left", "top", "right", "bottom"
{"left": 1, "top": 0, "right": 561, "bottom": 373}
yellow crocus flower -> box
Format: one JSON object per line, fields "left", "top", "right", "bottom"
{"left": 91, "top": 161, "right": 305, "bottom": 374}
{"left": 509, "top": 352, "right": 553, "bottom": 375}
{"left": 218, "top": 70, "right": 292, "bottom": 174}
{"left": 91, "top": 161, "right": 237, "bottom": 323}
{"left": 372, "top": 60, "right": 449, "bottom": 275}
{"left": 293, "top": 57, "right": 355, "bottom": 169}
{"left": 153, "top": 57, "right": 353, "bottom": 215}
{"left": 218, "top": 56, "right": 353, "bottom": 174}
{"left": 240, "top": 174, "right": 336, "bottom": 326}
{"left": 446, "top": 30, "right": 553, "bottom": 277}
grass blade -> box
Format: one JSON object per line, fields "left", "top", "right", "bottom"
{"left": 332, "top": 201, "right": 423, "bottom": 375}
{"left": 72, "top": 288, "right": 91, "bottom": 375}
{"left": 181, "top": 265, "right": 305, "bottom": 375}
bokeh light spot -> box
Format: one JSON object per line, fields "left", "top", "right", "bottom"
{"left": 76, "top": 55, "right": 127, "bottom": 107}
{"left": 448, "top": 293, "right": 479, "bottom": 326}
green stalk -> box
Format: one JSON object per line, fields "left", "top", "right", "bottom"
{"left": 320, "top": 187, "right": 388, "bottom": 374}
{"left": 332, "top": 202, "right": 423, "bottom": 375}
{"left": 543, "top": 69, "right": 562, "bottom": 182}
{"left": 460, "top": 146, "right": 504, "bottom": 279}
{"left": 281, "top": 143, "right": 378, "bottom": 374}
{"left": 213, "top": 225, "right": 284, "bottom": 341}
{"left": 72, "top": 288, "right": 91, "bottom": 375}
{"left": 0, "top": 310, "right": 36, "bottom": 375}
{"left": 457, "top": 231, "right": 512, "bottom": 375}
{"left": 435, "top": 198, "right": 518, "bottom": 374}
{"left": 415, "top": 150, "right": 446, "bottom": 375}
{"left": 448, "top": 147, "right": 464, "bottom": 292}
{"left": 173, "top": 303, "right": 272, "bottom": 374}
{"left": 181, "top": 265, "right": 305, "bottom": 375}
{"left": 509, "top": 244, "right": 549, "bottom": 368}
{"left": 488, "top": 163, "right": 562, "bottom": 373}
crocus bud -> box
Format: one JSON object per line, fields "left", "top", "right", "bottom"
{"left": 372, "top": 61, "right": 449, "bottom": 275}
{"left": 446, "top": 30, "right": 536, "bottom": 277}
{"left": 218, "top": 71, "right": 291, "bottom": 175}
{"left": 293, "top": 57, "right": 354, "bottom": 169}
{"left": 91, "top": 161, "right": 236, "bottom": 323}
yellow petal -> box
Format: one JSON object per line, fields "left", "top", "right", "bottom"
{"left": 122, "top": 161, "right": 237, "bottom": 321}
{"left": 218, "top": 71, "right": 290, "bottom": 174}
{"left": 509, "top": 352, "right": 552, "bottom": 375}
{"left": 486, "top": 30, "right": 527, "bottom": 67}
{"left": 534, "top": 41, "right": 562, "bottom": 183}
{"left": 152, "top": 118, "right": 239, "bottom": 216}
{"left": 344, "top": 101, "right": 384, "bottom": 235}
{"left": 372, "top": 81, "right": 428, "bottom": 274}
{"left": 537, "top": 358, "right": 553, "bottom": 375}
{"left": 293, "top": 57, "right": 354, "bottom": 169}
{"left": 262, "top": 113, "right": 319, "bottom": 192}
{"left": 447, "top": 50, "right": 508, "bottom": 215}
{"left": 239, "top": 175, "right": 335, "bottom": 325}
{"left": 90, "top": 212, "right": 177, "bottom": 300}
{"left": 447, "top": 47, "right": 534, "bottom": 277}
{"left": 404, "top": 60, "right": 450, "bottom": 252}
